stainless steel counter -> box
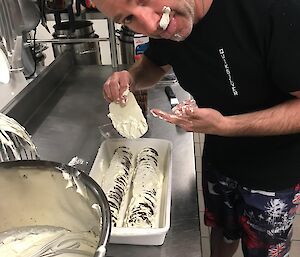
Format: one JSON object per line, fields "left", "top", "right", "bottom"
{"left": 2, "top": 55, "right": 201, "bottom": 257}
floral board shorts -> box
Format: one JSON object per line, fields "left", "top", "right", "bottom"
{"left": 202, "top": 161, "right": 300, "bottom": 257}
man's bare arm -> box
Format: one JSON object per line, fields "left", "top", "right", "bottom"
{"left": 222, "top": 91, "right": 300, "bottom": 136}
{"left": 102, "top": 55, "right": 171, "bottom": 102}
{"left": 151, "top": 91, "right": 300, "bottom": 136}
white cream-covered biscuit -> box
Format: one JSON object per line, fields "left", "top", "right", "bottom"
{"left": 108, "top": 92, "right": 148, "bottom": 139}
{"left": 159, "top": 6, "right": 171, "bottom": 30}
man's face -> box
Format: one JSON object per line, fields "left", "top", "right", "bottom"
{"left": 93, "top": 0, "right": 199, "bottom": 41}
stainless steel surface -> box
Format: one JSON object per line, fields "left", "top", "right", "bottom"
{"left": 27, "top": 38, "right": 108, "bottom": 44}
{"left": 1, "top": 52, "right": 75, "bottom": 125}
{"left": 117, "top": 26, "right": 135, "bottom": 65}
{"left": 107, "top": 19, "right": 118, "bottom": 69}
{"left": 46, "top": 12, "right": 107, "bottom": 21}
{"left": 3, "top": 59, "right": 200, "bottom": 256}
{"left": 0, "top": 160, "right": 111, "bottom": 257}
{"left": 53, "top": 20, "right": 95, "bottom": 38}
{"left": 27, "top": 38, "right": 109, "bottom": 44}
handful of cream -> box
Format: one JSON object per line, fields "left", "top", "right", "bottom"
{"left": 108, "top": 90, "right": 148, "bottom": 139}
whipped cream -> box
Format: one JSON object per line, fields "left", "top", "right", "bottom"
{"left": 0, "top": 113, "right": 38, "bottom": 161}
{"left": 0, "top": 226, "right": 97, "bottom": 257}
{"left": 108, "top": 92, "right": 148, "bottom": 139}
{"left": 159, "top": 6, "right": 171, "bottom": 30}
{"left": 60, "top": 168, "right": 88, "bottom": 199}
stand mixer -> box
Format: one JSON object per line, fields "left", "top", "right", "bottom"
{"left": 0, "top": 0, "right": 95, "bottom": 83}
{"left": 0, "top": 0, "right": 41, "bottom": 79}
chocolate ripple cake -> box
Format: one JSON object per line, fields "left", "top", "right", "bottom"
{"left": 124, "top": 147, "right": 163, "bottom": 228}
{"left": 101, "top": 146, "right": 134, "bottom": 227}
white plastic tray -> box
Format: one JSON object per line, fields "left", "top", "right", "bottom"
{"left": 89, "top": 138, "right": 172, "bottom": 245}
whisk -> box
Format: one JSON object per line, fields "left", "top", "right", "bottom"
{"left": 0, "top": 113, "right": 39, "bottom": 162}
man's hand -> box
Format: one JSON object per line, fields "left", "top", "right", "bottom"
{"left": 103, "top": 70, "right": 134, "bottom": 104}
{"left": 151, "top": 91, "right": 300, "bottom": 137}
{"left": 151, "top": 104, "right": 229, "bottom": 135}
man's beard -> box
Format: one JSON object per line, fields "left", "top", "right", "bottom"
{"left": 173, "top": 33, "right": 185, "bottom": 41}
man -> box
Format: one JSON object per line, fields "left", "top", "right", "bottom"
{"left": 93, "top": 0, "right": 300, "bottom": 256}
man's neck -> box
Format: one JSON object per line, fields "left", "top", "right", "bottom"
{"left": 194, "top": 0, "right": 213, "bottom": 23}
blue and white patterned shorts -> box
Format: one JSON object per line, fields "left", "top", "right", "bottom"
{"left": 202, "top": 160, "right": 300, "bottom": 257}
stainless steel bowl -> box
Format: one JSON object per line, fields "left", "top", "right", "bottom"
{"left": 0, "top": 160, "right": 111, "bottom": 257}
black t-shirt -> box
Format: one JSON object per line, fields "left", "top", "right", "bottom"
{"left": 144, "top": 0, "right": 300, "bottom": 190}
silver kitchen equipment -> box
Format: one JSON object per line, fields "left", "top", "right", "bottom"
{"left": 0, "top": 113, "right": 39, "bottom": 162}
{"left": 0, "top": 0, "right": 40, "bottom": 56}
{"left": 116, "top": 26, "right": 135, "bottom": 65}
{"left": 0, "top": 0, "right": 42, "bottom": 77}
{"left": 116, "top": 26, "right": 149, "bottom": 65}
{"left": 0, "top": 160, "right": 111, "bottom": 257}
{"left": 52, "top": 20, "right": 101, "bottom": 65}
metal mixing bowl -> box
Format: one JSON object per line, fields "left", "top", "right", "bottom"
{"left": 0, "top": 160, "right": 111, "bottom": 257}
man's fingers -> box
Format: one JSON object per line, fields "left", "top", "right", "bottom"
{"left": 119, "top": 85, "right": 130, "bottom": 104}
{"left": 103, "top": 79, "right": 114, "bottom": 102}
{"left": 150, "top": 108, "right": 192, "bottom": 128}
{"left": 103, "top": 90, "right": 112, "bottom": 103}
{"left": 103, "top": 80, "right": 128, "bottom": 103}
{"left": 150, "top": 109, "right": 178, "bottom": 122}
{"left": 151, "top": 109, "right": 171, "bottom": 121}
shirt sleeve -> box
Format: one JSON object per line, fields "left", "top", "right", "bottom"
{"left": 143, "top": 38, "right": 171, "bottom": 66}
{"left": 268, "top": 0, "right": 300, "bottom": 93}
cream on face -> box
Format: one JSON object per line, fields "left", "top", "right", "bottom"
{"left": 159, "top": 6, "right": 171, "bottom": 30}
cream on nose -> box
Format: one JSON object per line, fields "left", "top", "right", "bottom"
{"left": 159, "top": 6, "right": 171, "bottom": 30}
